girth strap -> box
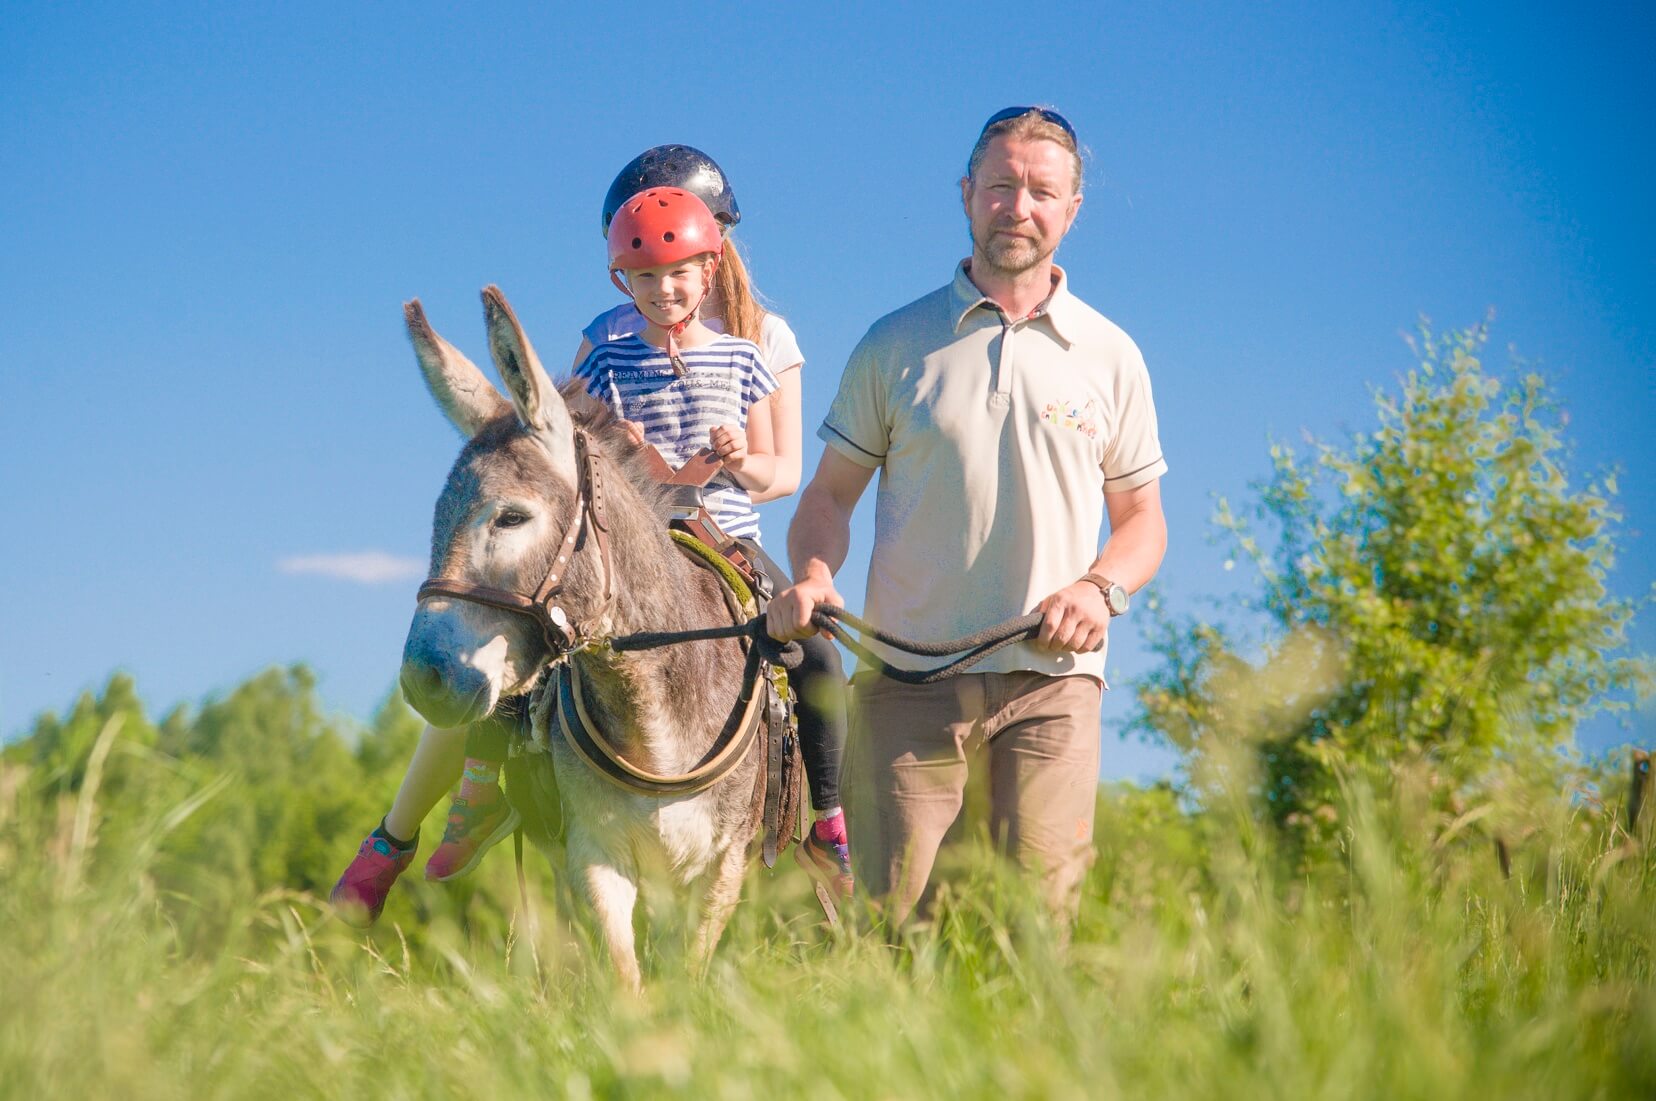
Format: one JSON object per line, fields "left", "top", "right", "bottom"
{"left": 761, "top": 681, "right": 789, "bottom": 868}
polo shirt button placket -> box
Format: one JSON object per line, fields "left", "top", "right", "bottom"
{"left": 993, "top": 312, "right": 1016, "bottom": 406}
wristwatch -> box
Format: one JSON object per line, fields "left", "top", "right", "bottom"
{"left": 1080, "top": 573, "right": 1130, "bottom": 616}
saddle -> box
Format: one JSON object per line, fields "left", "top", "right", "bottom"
{"left": 649, "top": 444, "right": 803, "bottom": 869}
{"left": 637, "top": 443, "right": 762, "bottom": 586}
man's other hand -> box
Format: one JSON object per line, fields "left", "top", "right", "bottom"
{"left": 1034, "top": 581, "right": 1111, "bottom": 654}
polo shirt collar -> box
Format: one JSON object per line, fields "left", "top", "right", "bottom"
{"left": 950, "top": 260, "right": 1079, "bottom": 344}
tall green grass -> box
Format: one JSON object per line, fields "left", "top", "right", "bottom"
{"left": 2, "top": 720, "right": 1652, "bottom": 1099}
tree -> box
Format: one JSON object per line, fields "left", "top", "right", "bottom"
{"left": 1135, "top": 322, "right": 1649, "bottom": 839}
{"left": 4, "top": 672, "right": 158, "bottom": 791}
{"left": 152, "top": 665, "right": 385, "bottom": 900}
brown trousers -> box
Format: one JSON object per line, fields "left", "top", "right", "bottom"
{"left": 843, "top": 671, "right": 1102, "bottom": 926}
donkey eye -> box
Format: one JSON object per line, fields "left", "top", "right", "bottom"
{"left": 495, "top": 510, "right": 530, "bottom": 529}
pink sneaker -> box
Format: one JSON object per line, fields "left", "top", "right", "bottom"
{"left": 330, "top": 832, "right": 415, "bottom": 927}
{"left": 424, "top": 789, "right": 520, "bottom": 883}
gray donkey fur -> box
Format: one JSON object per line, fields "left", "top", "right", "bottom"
{"left": 399, "top": 287, "right": 762, "bottom": 990}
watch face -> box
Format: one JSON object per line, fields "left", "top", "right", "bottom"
{"left": 1083, "top": 574, "right": 1130, "bottom": 615}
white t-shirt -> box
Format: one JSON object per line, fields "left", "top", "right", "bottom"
{"left": 582, "top": 302, "right": 804, "bottom": 377}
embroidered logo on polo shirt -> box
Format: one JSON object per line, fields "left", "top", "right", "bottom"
{"left": 1039, "top": 398, "right": 1100, "bottom": 439}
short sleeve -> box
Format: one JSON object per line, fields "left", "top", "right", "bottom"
{"left": 741, "top": 344, "right": 780, "bottom": 410}
{"left": 759, "top": 313, "right": 804, "bottom": 374}
{"left": 581, "top": 303, "right": 645, "bottom": 348}
{"left": 817, "top": 329, "right": 889, "bottom": 469}
{"left": 1100, "top": 348, "right": 1168, "bottom": 490}
{"left": 571, "top": 345, "right": 605, "bottom": 399}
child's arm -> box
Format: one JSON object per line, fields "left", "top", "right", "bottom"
{"left": 711, "top": 411, "right": 777, "bottom": 496}
{"left": 712, "top": 369, "right": 802, "bottom": 503}
{"left": 709, "top": 413, "right": 774, "bottom": 498}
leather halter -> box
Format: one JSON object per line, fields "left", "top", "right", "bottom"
{"left": 416, "top": 429, "right": 614, "bottom": 657}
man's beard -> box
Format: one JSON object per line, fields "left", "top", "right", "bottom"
{"left": 972, "top": 223, "right": 1053, "bottom": 276}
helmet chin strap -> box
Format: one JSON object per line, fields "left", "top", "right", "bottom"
{"left": 612, "top": 259, "right": 720, "bottom": 377}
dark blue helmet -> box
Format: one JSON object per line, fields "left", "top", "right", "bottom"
{"left": 601, "top": 145, "right": 740, "bottom": 238}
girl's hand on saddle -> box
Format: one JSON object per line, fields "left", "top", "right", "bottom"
{"left": 620, "top": 419, "right": 648, "bottom": 448}
{"left": 1034, "top": 581, "right": 1110, "bottom": 654}
{"left": 709, "top": 424, "right": 749, "bottom": 470}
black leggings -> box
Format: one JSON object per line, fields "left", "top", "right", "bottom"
{"left": 466, "top": 546, "right": 847, "bottom": 812}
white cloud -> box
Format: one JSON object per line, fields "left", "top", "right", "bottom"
{"left": 277, "top": 551, "right": 426, "bottom": 584}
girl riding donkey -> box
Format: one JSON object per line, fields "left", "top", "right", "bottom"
{"left": 332, "top": 148, "right": 852, "bottom": 926}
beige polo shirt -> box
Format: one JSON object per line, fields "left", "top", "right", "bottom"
{"left": 820, "top": 262, "right": 1167, "bottom": 681}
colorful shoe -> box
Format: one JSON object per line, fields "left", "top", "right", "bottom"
{"left": 330, "top": 832, "right": 415, "bottom": 928}
{"left": 794, "top": 826, "right": 855, "bottom": 902}
{"left": 424, "top": 790, "right": 520, "bottom": 883}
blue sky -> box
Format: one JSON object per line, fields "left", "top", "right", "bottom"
{"left": 3, "top": 1, "right": 1651, "bottom": 779}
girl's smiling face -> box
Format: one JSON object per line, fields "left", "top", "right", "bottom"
{"left": 622, "top": 255, "right": 715, "bottom": 328}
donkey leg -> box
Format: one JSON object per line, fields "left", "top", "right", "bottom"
{"left": 574, "top": 854, "right": 643, "bottom": 992}
{"left": 690, "top": 841, "right": 750, "bottom": 977}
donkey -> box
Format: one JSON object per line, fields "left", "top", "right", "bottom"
{"left": 399, "top": 286, "right": 771, "bottom": 990}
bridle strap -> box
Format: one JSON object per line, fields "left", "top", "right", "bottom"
{"left": 416, "top": 577, "right": 559, "bottom": 623}
{"left": 415, "top": 428, "right": 613, "bottom": 656}
{"left": 572, "top": 430, "right": 614, "bottom": 605}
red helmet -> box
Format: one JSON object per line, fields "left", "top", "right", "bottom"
{"left": 607, "top": 187, "right": 724, "bottom": 273}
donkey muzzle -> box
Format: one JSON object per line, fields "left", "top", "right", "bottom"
{"left": 400, "top": 607, "right": 508, "bottom": 728}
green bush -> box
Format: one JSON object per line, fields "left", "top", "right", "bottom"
{"left": 1134, "top": 322, "right": 1650, "bottom": 849}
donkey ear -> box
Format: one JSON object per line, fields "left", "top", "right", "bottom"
{"left": 481, "top": 285, "right": 576, "bottom": 458}
{"left": 405, "top": 299, "right": 511, "bottom": 437}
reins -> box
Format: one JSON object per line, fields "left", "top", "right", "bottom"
{"left": 414, "top": 425, "right": 1043, "bottom": 810}
{"left": 609, "top": 605, "right": 1045, "bottom": 686}
{"left": 416, "top": 426, "right": 1040, "bottom": 685}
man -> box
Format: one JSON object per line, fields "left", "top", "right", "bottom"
{"left": 769, "top": 106, "right": 1168, "bottom": 926}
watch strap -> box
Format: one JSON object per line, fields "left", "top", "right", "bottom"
{"left": 1080, "top": 573, "right": 1128, "bottom": 615}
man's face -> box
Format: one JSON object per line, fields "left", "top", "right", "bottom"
{"left": 962, "top": 136, "right": 1082, "bottom": 277}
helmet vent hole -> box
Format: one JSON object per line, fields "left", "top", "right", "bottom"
{"left": 631, "top": 237, "right": 643, "bottom": 249}
{"left": 658, "top": 199, "right": 669, "bottom": 207}
{"left": 662, "top": 231, "right": 675, "bottom": 243}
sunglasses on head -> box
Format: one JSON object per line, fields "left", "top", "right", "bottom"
{"left": 978, "top": 105, "right": 1077, "bottom": 144}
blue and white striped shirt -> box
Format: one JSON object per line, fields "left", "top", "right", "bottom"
{"left": 573, "top": 334, "right": 779, "bottom": 542}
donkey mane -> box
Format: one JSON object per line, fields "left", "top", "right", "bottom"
{"left": 457, "top": 378, "right": 673, "bottom": 521}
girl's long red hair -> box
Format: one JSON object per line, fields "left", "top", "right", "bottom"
{"left": 713, "top": 236, "right": 766, "bottom": 343}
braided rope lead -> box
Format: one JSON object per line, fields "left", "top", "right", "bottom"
{"left": 808, "top": 605, "right": 1043, "bottom": 685}
{"left": 607, "top": 606, "right": 1044, "bottom": 685}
